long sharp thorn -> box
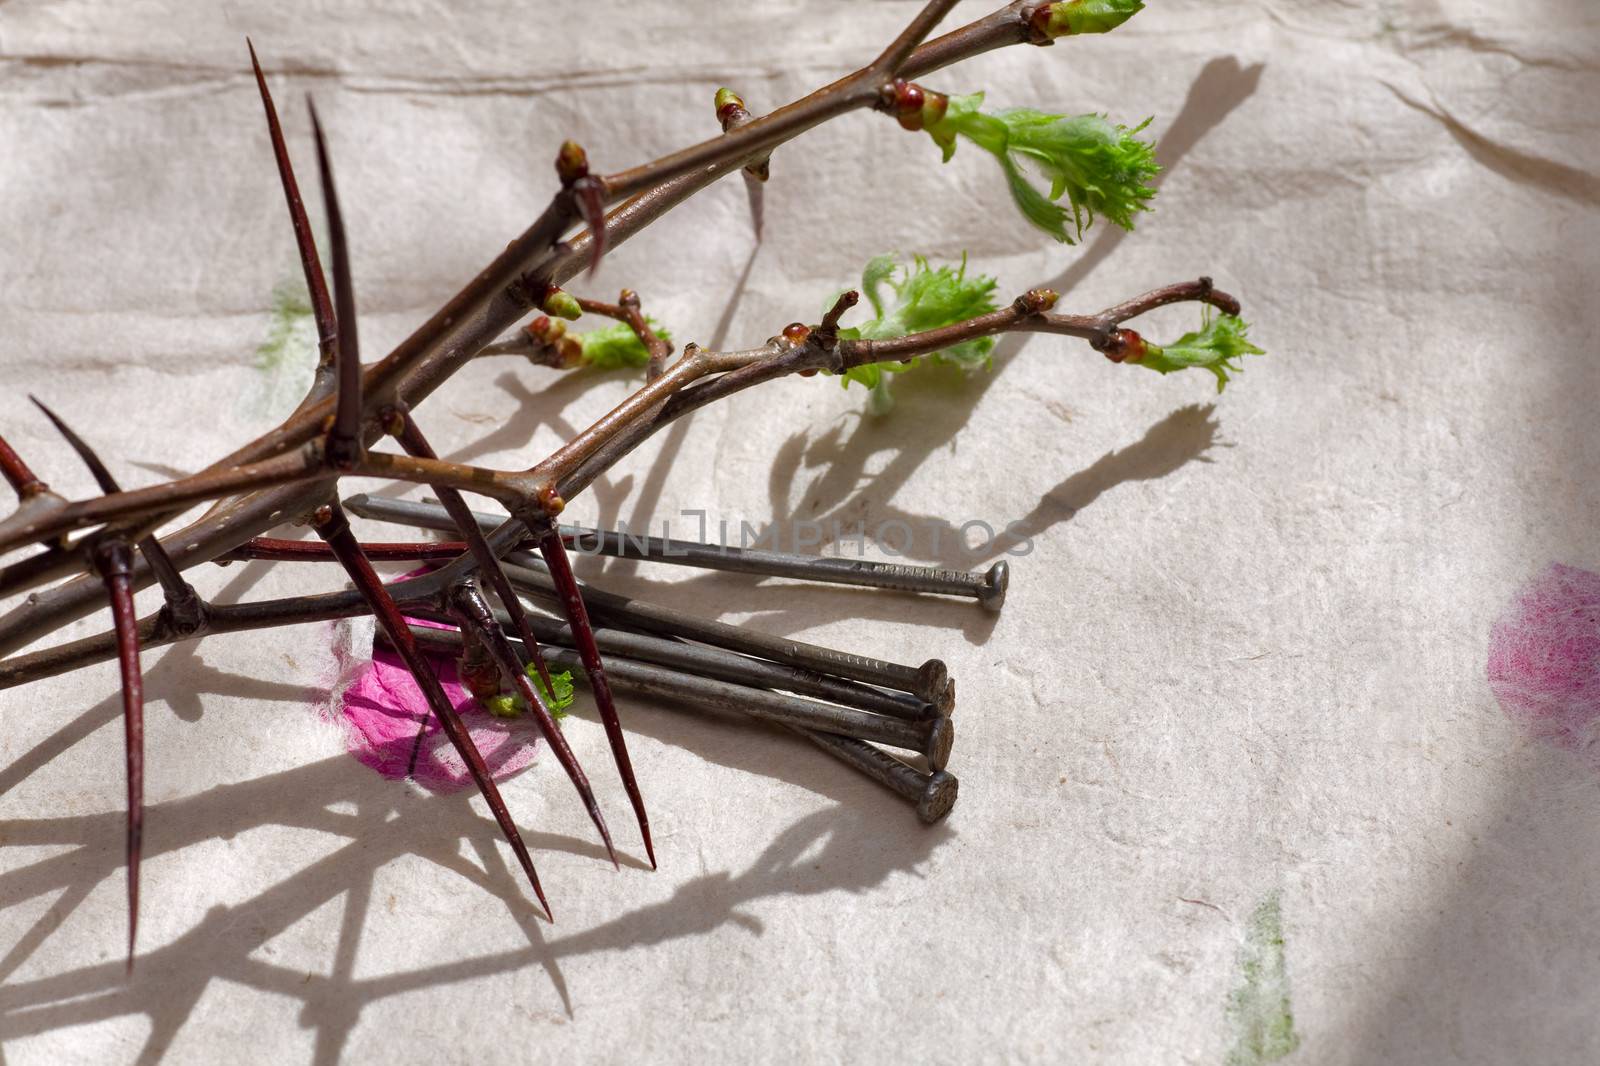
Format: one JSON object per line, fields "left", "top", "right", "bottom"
{"left": 29, "top": 396, "right": 119, "bottom": 495}
{"left": 247, "top": 39, "right": 336, "bottom": 359}
{"left": 313, "top": 503, "right": 551, "bottom": 918}
{"left": 388, "top": 413, "right": 557, "bottom": 692}
{"left": 308, "top": 100, "right": 362, "bottom": 468}
{"left": 30, "top": 397, "right": 200, "bottom": 623}
{"left": 0, "top": 428, "right": 48, "bottom": 501}
{"left": 386, "top": 415, "right": 607, "bottom": 859}
{"left": 93, "top": 540, "right": 143, "bottom": 971}
{"left": 533, "top": 522, "right": 655, "bottom": 869}
{"left": 451, "top": 583, "right": 619, "bottom": 870}
{"left": 30, "top": 397, "right": 154, "bottom": 966}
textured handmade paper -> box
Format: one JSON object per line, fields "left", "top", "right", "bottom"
{"left": 2, "top": 1, "right": 1598, "bottom": 1062}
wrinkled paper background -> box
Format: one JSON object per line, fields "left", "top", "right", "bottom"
{"left": 3, "top": 1, "right": 1598, "bottom": 1062}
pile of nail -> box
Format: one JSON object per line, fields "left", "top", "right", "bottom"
{"left": 349, "top": 494, "right": 1009, "bottom": 824}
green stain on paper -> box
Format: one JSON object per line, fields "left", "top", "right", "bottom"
{"left": 1224, "top": 893, "right": 1301, "bottom": 1066}
{"left": 243, "top": 277, "right": 317, "bottom": 420}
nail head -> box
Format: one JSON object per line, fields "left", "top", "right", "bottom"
{"left": 925, "top": 716, "right": 954, "bottom": 771}
{"left": 917, "top": 771, "right": 959, "bottom": 824}
{"left": 915, "top": 659, "right": 948, "bottom": 703}
{"left": 979, "top": 560, "right": 1009, "bottom": 612}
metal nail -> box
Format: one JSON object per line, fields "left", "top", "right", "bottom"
{"left": 461, "top": 598, "right": 937, "bottom": 722}
{"left": 342, "top": 493, "right": 1008, "bottom": 611}
{"left": 797, "top": 729, "right": 959, "bottom": 824}
{"left": 495, "top": 559, "right": 952, "bottom": 706}
{"left": 404, "top": 619, "right": 956, "bottom": 822}
{"left": 402, "top": 624, "right": 954, "bottom": 770}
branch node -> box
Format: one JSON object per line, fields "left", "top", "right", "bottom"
{"left": 1094, "top": 327, "right": 1148, "bottom": 364}
{"left": 556, "top": 142, "right": 608, "bottom": 278}
{"left": 1024, "top": 3, "right": 1058, "bottom": 45}
{"left": 536, "top": 482, "right": 566, "bottom": 518}
{"left": 880, "top": 80, "right": 948, "bottom": 132}
{"left": 819, "top": 290, "right": 860, "bottom": 336}
{"left": 538, "top": 284, "right": 583, "bottom": 321}
{"left": 555, "top": 140, "right": 589, "bottom": 184}
{"left": 379, "top": 405, "right": 408, "bottom": 438}
{"left": 1015, "top": 288, "right": 1060, "bottom": 315}
{"left": 714, "top": 89, "right": 746, "bottom": 128}
{"left": 713, "top": 87, "right": 770, "bottom": 182}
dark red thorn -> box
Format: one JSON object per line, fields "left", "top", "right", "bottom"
{"left": 246, "top": 40, "right": 334, "bottom": 361}
{"left": 32, "top": 398, "right": 165, "bottom": 967}
{"left": 312, "top": 502, "right": 551, "bottom": 918}
{"left": 449, "top": 583, "right": 619, "bottom": 871}
{"left": 28, "top": 396, "right": 119, "bottom": 495}
{"left": 307, "top": 100, "right": 362, "bottom": 469}
{"left": 576, "top": 179, "right": 607, "bottom": 280}
{"left": 92, "top": 539, "right": 143, "bottom": 970}
{"left": 0, "top": 428, "right": 48, "bottom": 501}
{"left": 531, "top": 521, "right": 655, "bottom": 870}
{"left": 29, "top": 397, "right": 202, "bottom": 627}
{"left": 247, "top": 39, "right": 335, "bottom": 361}
{"left": 387, "top": 412, "right": 559, "bottom": 695}
{"left": 387, "top": 413, "right": 604, "bottom": 853}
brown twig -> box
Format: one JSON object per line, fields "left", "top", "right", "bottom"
{"left": 577, "top": 291, "right": 674, "bottom": 381}
{"left": 0, "top": 1, "right": 1253, "bottom": 947}
{"left": 868, "top": 0, "right": 963, "bottom": 80}
{"left": 0, "top": 575, "right": 450, "bottom": 689}
{"left": 713, "top": 89, "right": 770, "bottom": 236}
{"left": 0, "top": 1, "right": 1044, "bottom": 651}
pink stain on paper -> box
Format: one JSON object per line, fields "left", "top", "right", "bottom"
{"left": 335, "top": 615, "right": 542, "bottom": 793}
{"left": 1487, "top": 563, "right": 1600, "bottom": 751}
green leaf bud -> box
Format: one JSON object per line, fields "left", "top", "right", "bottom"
{"left": 1029, "top": 0, "right": 1145, "bottom": 40}
{"left": 540, "top": 287, "right": 583, "bottom": 321}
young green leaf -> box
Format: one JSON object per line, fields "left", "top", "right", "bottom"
{"left": 826, "top": 254, "right": 1000, "bottom": 413}
{"left": 482, "top": 693, "right": 522, "bottom": 719}
{"left": 576, "top": 318, "right": 671, "bottom": 371}
{"left": 1133, "top": 314, "right": 1265, "bottom": 392}
{"left": 479, "top": 667, "right": 577, "bottom": 720}
{"left": 924, "top": 93, "right": 1159, "bottom": 243}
